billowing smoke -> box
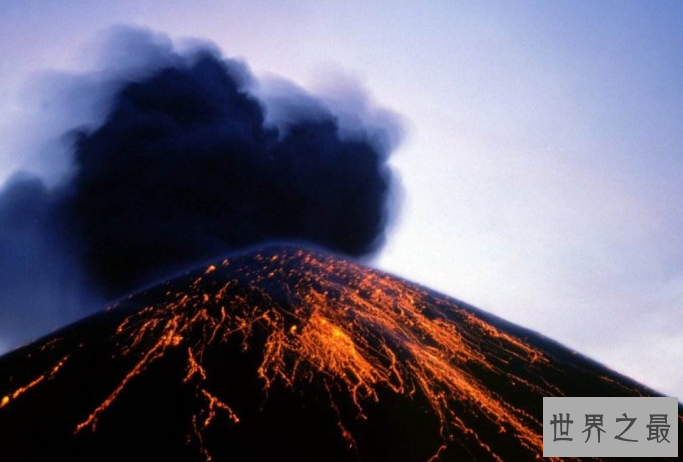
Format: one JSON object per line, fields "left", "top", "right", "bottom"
{"left": 0, "top": 26, "right": 403, "bottom": 349}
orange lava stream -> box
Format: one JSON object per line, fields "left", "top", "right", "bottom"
{"left": 0, "top": 248, "right": 633, "bottom": 461}
{"left": 0, "top": 355, "right": 69, "bottom": 409}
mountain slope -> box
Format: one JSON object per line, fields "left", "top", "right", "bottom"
{"left": 0, "top": 246, "right": 679, "bottom": 461}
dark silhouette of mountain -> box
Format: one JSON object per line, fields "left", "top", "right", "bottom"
{"left": 0, "top": 246, "right": 680, "bottom": 461}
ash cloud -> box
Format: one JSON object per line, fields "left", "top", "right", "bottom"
{"left": 0, "top": 26, "right": 403, "bottom": 348}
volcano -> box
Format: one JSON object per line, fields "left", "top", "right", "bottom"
{"left": 0, "top": 246, "right": 680, "bottom": 461}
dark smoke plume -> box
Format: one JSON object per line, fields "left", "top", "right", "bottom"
{"left": 0, "top": 26, "right": 403, "bottom": 349}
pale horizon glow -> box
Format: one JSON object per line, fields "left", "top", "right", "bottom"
{"left": 1, "top": 1, "right": 682, "bottom": 398}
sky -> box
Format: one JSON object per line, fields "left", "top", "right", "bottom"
{"left": 0, "top": 1, "right": 682, "bottom": 398}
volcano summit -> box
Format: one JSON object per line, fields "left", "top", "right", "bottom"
{"left": 0, "top": 246, "right": 680, "bottom": 461}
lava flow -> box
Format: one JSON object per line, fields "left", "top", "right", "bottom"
{"left": 0, "top": 246, "right": 680, "bottom": 462}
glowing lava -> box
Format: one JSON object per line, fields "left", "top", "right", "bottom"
{"left": 0, "top": 246, "right": 679, "bottom": 462}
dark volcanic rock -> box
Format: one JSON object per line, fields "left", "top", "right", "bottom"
{"left": 0, "top": 246, "right": 680, "bottom": 462}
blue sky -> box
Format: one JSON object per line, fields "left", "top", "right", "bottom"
{"left": 1, "top": 1, "right": 682, "bottom": 397}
